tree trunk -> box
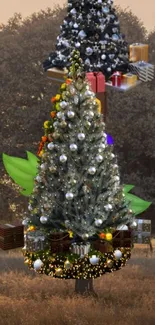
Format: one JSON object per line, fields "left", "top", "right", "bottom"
{"left": 74, "top": 278, "right": 98, "bottom": 298}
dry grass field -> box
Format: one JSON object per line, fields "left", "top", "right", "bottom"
{"left": 0, "top": 240, "right": 155, "bottom": 325}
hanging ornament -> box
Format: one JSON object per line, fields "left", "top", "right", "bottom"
{"left": 95, "top": 219, "right": 103, "bottom": 226}
{"left": 67, "top": 111, "right": 75, "bottom": 118}
{"left": 47, "top": 142, "right": 54, "bottom": 150}
{"left": 81, "top": 233, "right": 89, "bottom": 240}
{"left": 78, "top": 30, "right": 87, "bottom": 39}
{"left": 75, "top": 42, "right": 81, "bottom": 48}
{"left": 33, "top": 258, "right": 43, "bottom": 270}
{"left": 112, "top": 34, "right": 119, "bottom": 41}
{"left": 70, "top": 8, "right": 77, "bottom": 15}
{"left": 101, "top": 54, "right": 106, "bottom": 60}
{"left": 74, "top": 95, "right": 79, "bottom": 105}
{"left": 89, "top": 255, "right": 100, "bottom": 265}
{"left": 64, "top": 259, "right": 72, "bottom": 270}
{"left": 130, "top": 221, "right": 137, "bottom": 228}
{"left": 40, "top": 163, "right": 46, "bottom": 170}
{"left": 85, "top": 47, "right": 93, "bottom": 56}
{"left": 55, "top": 267, "right": 63, "bottom": 277}
{"left": 105, "top": 233, "right": 113, "bottom": 241}
{"left": 22, "top": 219, "right": 29, "bottom": 226}
{"left": 96, "top": 155, "right": 103, "bottom": 163}
{"left": 85, "top": 58, "right": 91, "bottom": 65}
{"left": 40, "top": 216, "right": 48, "bottom": 224}
{"left": 60, "top": 154, "right": 67, "bottom": 163}
{"left": 106, "top": 259, "right": 114, "bottom": 268}
{"left": 73, "top": 23, "right": 78, "bottom": 28}
{"left": 65, "top": 192, "right": 74, "bottom": 200}
{"left": 35, "top": 176, "right": 42, "bottom": 182}
{"left": 57, "top": 112, "right": 63, "bottom": 119}
{"left": 60, "top": 120, "right": 67, "bottom": 128}
{"left": 70, "top": 144, "right": 78, "bottom": 151}
{"left": 88, "top": 167, "right": 96, "bottom": 175}
{"left": 104, "top": 204, "right": 113, "bottom": 211}
{"left": 60, "top": 101, "right": 68, "bottom": 109}
{"left": 114, "top": 249, "right": 122, "bottom": 260}
{"left": 78, "top": 133, "right": 85, "bottom": 141}
{"left": 107, "top": 67, "right": 112, "bottom": 72}
{"left": 99, "top": 232, "right": 106, "bottom": 239}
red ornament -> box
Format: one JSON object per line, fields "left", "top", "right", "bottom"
{"left": 99, "top": 232, "right": 106, "bottom": 239}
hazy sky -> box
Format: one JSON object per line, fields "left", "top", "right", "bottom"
{"left": 0, "top": 0, "right": 154, "bottom": 32}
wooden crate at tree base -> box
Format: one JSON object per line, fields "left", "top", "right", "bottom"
{"left": 0, "top": 223, "right": 24, "bottom": 250}
{"left": 49, "top": 232, "right": 72, "bottom": 254}
{"left": 112, "top": 230, "right": 132, "bottom": 248}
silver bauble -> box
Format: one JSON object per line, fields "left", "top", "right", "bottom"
{"left": 40, "top": 163, "right": 46, "bottom": 170}
{"left": 65, "top": 192, "right": 74, "bottom": 200}
{"left": 70, "top": 8, "right": 77, "bottom": 14}
{"left": 130, "top": 221, "right": 137, "bottom": 228}
{"left": 57, "top": 112, "right": 63, "bottom": 119}
{"left": 96, "top": 154, "right": 103, "bottom": 162}
{"left": 86, "top": 47, "right": 93, "bottom": 55}
{"left": 60, "top": 101, "right": 68, "bottom": 109}
{"left": 112, "top": 34, "right": 119, "bottom": 41}
{"left": 33, "top": 258, "right": 43, "bottom": 270}
{"left": 101, "top": 54, "right": 106, "bottom": 60}
{"left": 40, "top": 216, "right": 48, "bottom": 224}
{"left": 78, "top": 30, "right": 87, "bottom": 39}
{"left": 89, "top": 255, "right": 99, "bottom": 265}
{"left": 95, "top": 219, "right": 103, "bottom": 226}
{"left": 104, "top": 204, "right": 113, "bottom": 211}
{"left": 114, "top": 176, "right": 120, "bottom": 181}
{"left": 48, "top": 143, "right": 55, "bottom": 150}
{"left": 75, "top": 42, "right": 81, "bottom": 48}
{"left": 85, "top": 58, "right": 91, "bottom": 65}
{"left": 67, "top": 110, "right": 75, "bottom": 118}
{"left": 22, "top": 219, "right": 29, "bottom": 226}
{"left": 36, "top": 175, "right": 42, "bottom": 182}
{"left": 78, "top": 133, "right": 85, "bottom": 141}
{"left": 73, "top": 23, "right": 78, "bottom": 28}
{"left": 70, "top": 144, "right": 78, "bottom": 151}
{"left": 60, "top": 154, "right": 67, "bottom": 163}
{"left": 88, "top": 167, "right": 96, "bottom": 175}
{"left": 114, "top": 249, "right": 122, "bottom": 260}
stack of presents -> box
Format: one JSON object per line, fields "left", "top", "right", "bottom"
{"left": 109, "top": 43, "right": 154, "bottom": 90}
{"left": 0, "top": 219, "right": 152, "bottom": 251}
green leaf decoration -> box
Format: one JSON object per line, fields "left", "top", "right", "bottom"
{"left": 123, "top": 184, "right": 135, "bottom": 194}
{"left": 2, "top": 152, "right": 40, "bottom": 196}
{"left": 125, "top": 192, "right": 151, "bottom": 215}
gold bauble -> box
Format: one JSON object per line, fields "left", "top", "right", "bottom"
{"left": 106, "top": 259, "right": 114, "bottom": 268}
{"left": 64, "top": 259, "right": 72, "bottom": 270}
{"left": 105, "top": 233, "right": 113, "bottom": 241}
{"left": 55, "top": 267, "right": 63, "bottom": 277}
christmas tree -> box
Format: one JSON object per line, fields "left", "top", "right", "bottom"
{"left": 23, "top": 50, "right": 134, "bottom": 280}
{"left": 43, "top": 0, "right": 129, "bottom": 80}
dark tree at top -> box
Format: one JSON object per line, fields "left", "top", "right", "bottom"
{"left": 43, "top": 0, "right": 129, "bottom": 80}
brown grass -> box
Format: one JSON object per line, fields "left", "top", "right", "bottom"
{"left": 0, "top": 243, "right": 155, "bottom": 325}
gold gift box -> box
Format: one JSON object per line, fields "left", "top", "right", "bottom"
{"left": 47, "top": 67, "right": 68, "bottom": 82}
{"left": 122, "top": 73, "right": 138, "bottom": 85}
{"left": 129, "top": 43, "right": 148, "bottom": 62}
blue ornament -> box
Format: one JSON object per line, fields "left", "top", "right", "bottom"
{"left": 102, "top": 6, "right": 110, "bottom": 14}
{"left": 106, "top": 133, "right": 114, "bottom": 145}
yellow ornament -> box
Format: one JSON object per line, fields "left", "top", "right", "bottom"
{"left": 28, "top": 225, "right": 35, "bottom": 231}
{"left": 95, "top": 98, "right": 101, "bottom": 114}
{"left": 55, "top": 102, "right": 60, "bottom": 111}
{"left": 55, "top": 94, "right": 61, "bottom": 101}
{"left": 64, "top": 259, "right": 72, "bottom": 270}
{"left": 106, "top": 259, "right": 114, "bottom": 268}
{"left": 61, "top": 83, "right": 67, "bottom": 90}
{"left": 55, "top": 267, "right": 63, "bottom": 277}
{"left": 38, "top": 150, "right": 44, "bottom": 157}
{"left": 68, "top": 230, "right": 73, "bottom": 238}
{"left": 44, "top": 121, "right": 50, "bottom": 128}
{"left": 105, "top": 233, "right": 113, "bottom": 241}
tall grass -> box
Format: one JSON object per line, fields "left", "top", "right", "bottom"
{"left": 0, "top": 244, "right": 155, "bottom": 325}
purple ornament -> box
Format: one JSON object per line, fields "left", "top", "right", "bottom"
{"left": 106, "top": 133, "right": 114, "bottom": 145}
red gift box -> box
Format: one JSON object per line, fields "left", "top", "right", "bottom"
{"left": 86, "top": 72, "right": 105, "bottom": 93}
{"left": 111, "top": 71, "right": 122, "bottom": 87}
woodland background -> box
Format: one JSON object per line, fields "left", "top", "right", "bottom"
{"left": 0, "top": 5, "right": 155, "bottom": 232}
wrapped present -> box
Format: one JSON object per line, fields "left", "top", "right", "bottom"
{"left": 92, "top": 240, "right": 113, "bottom": 253}
{"left": 112, "top": 230, "right": 132, "bottom": 248}
{"left": 0, "top": 223, "right": 24, "bottom": 250}
{"left": 129, "top": 61, "right": 154, "bottom": 82}
{"left": 24, "top": 231, "right": 49, "bottom": 252}
{"left": 122, "top": 73, "right": 137, "bottom": 85}
{"left": 132, "top": 219, "right": 151, "bottom": 244}
{"left": 111, "top": 71, "right": 122, "bottom": 87}
{"left": 49, "top": 232, "right": 71, "bottom": 254}
{"left": 86, "top": 72, "right": 97, "bottom": 92}
{"left": 129, "top": 43, "right": 149, "bottom": 62}
{"left": 71, "top": 242, "right": 91, "bottom": 256}
{"left": 47, "top": 67, "right": 68, "bottom": 83}
{"left": 86, "top": 72, "right": 106, "bottom": 93}
{"left": 96, "top": 92, "right": 107, "bottom": 121}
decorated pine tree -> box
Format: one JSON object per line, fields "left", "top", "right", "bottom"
{"left": 43, "top": 0, "right": 129, "bottom": 80}
{"left": 22, "top": 50, "right": 135, "bottom": 295}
